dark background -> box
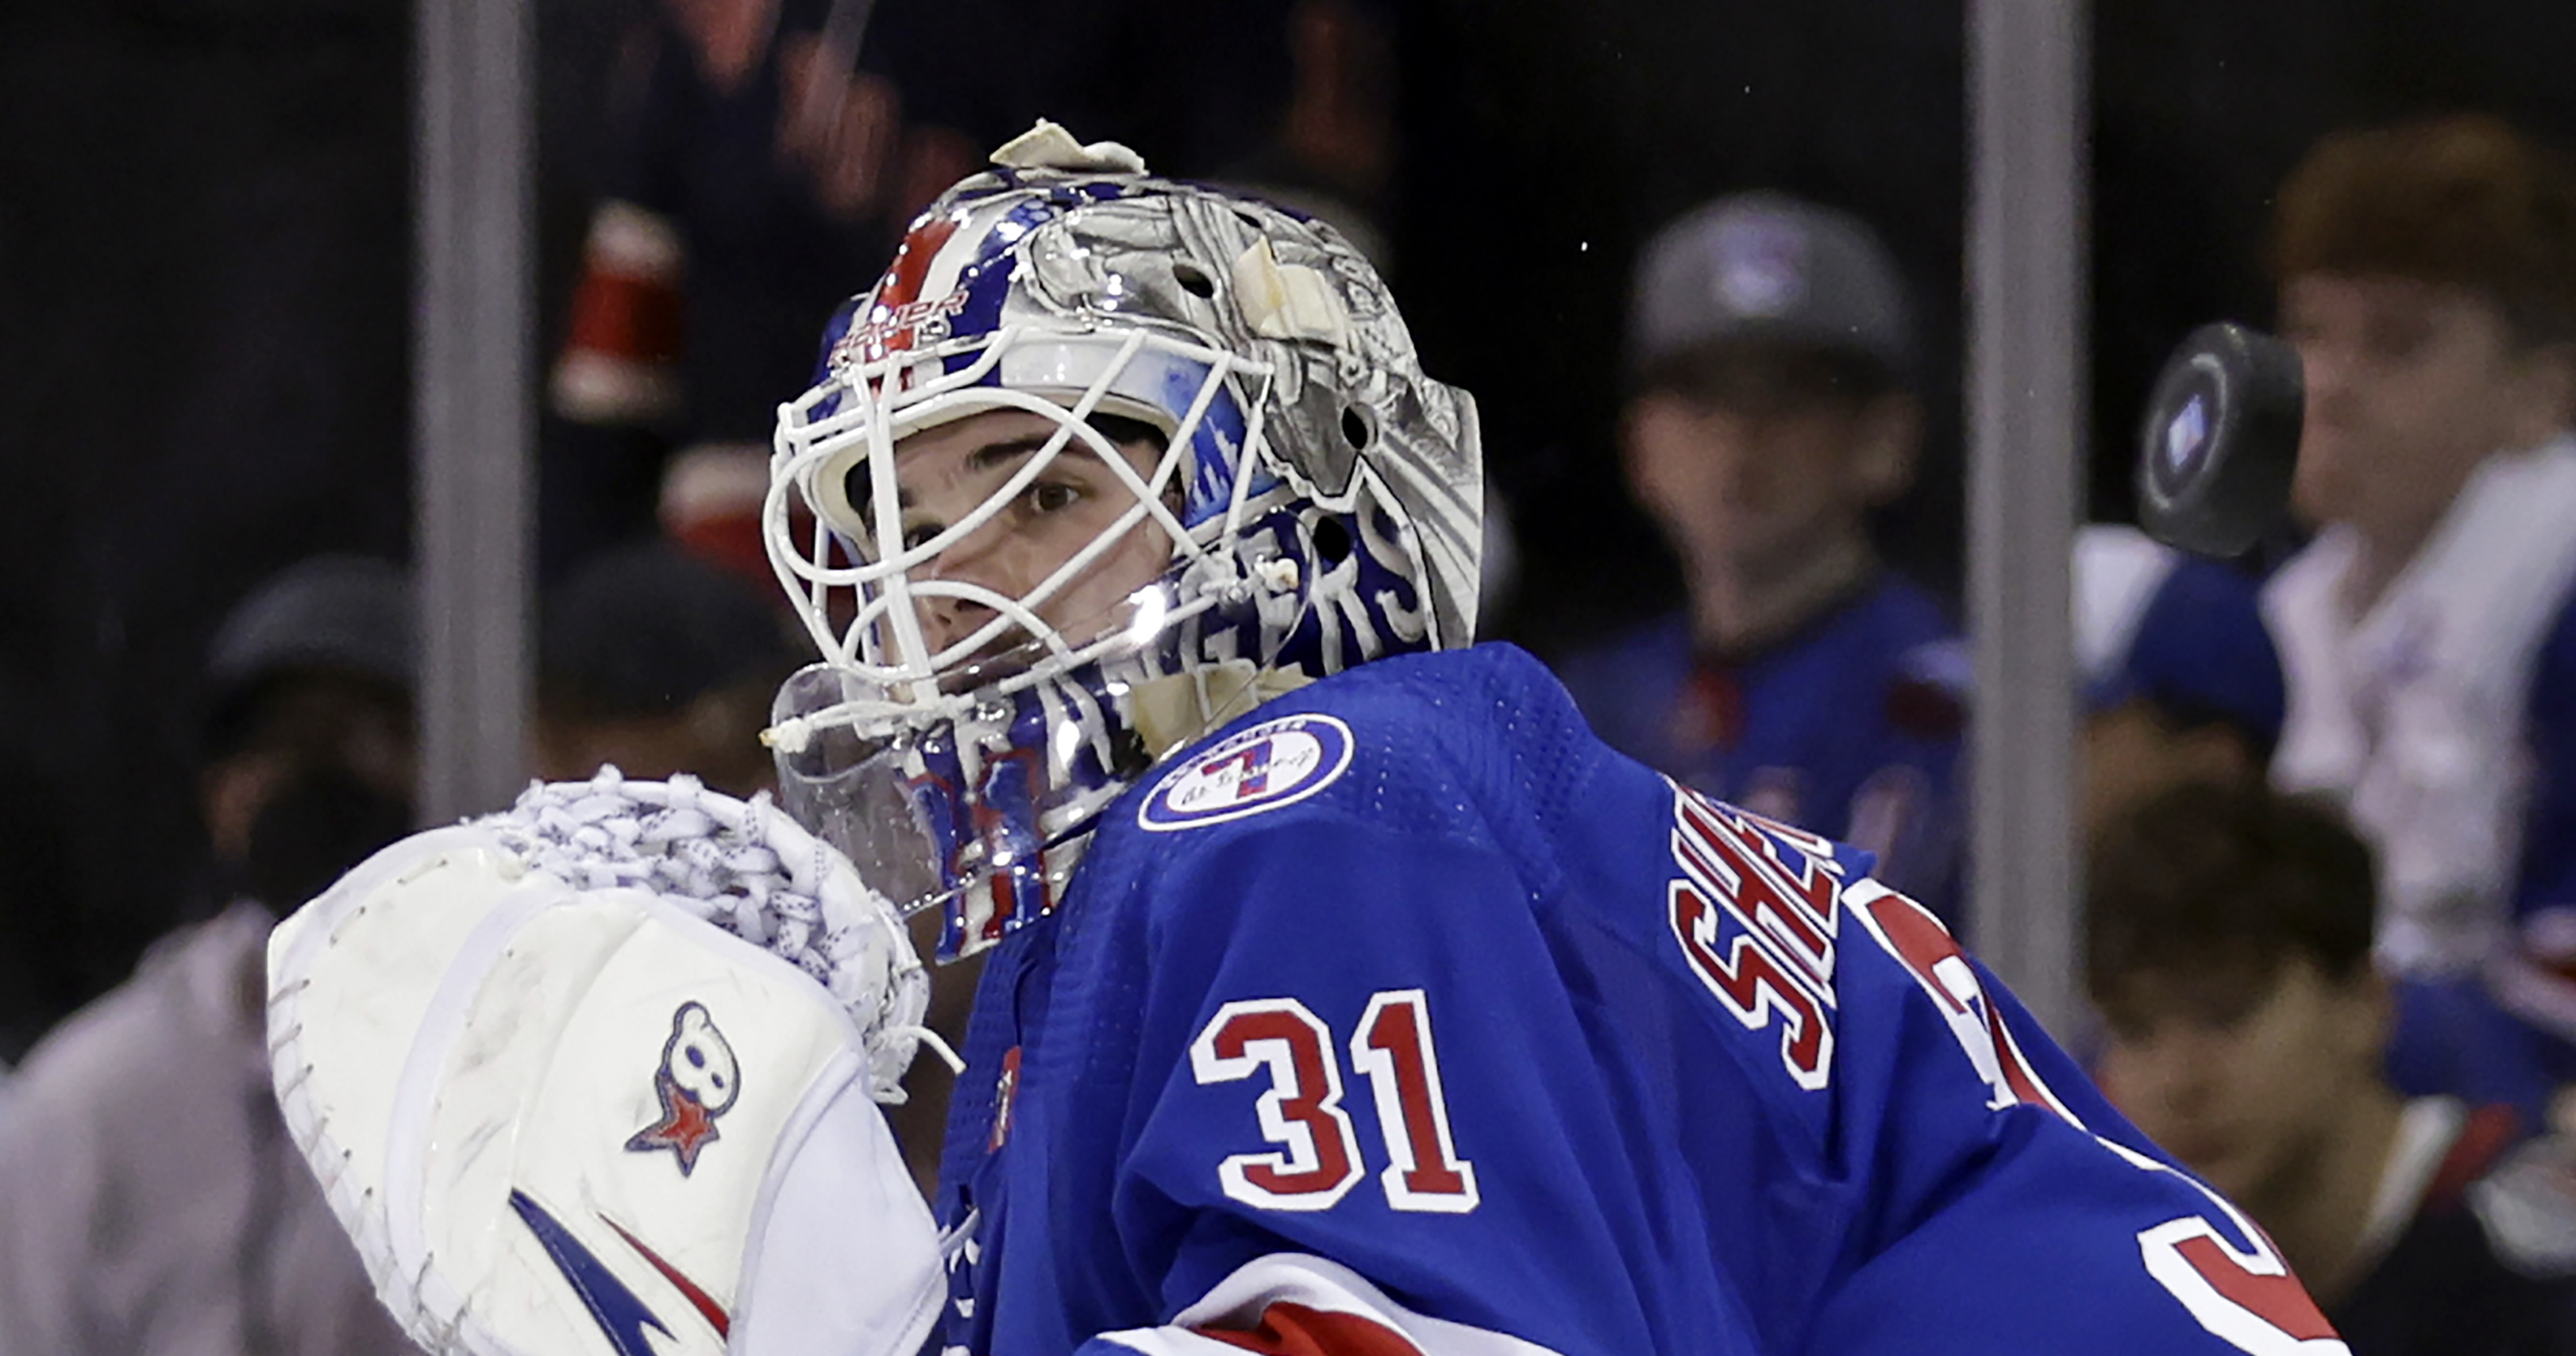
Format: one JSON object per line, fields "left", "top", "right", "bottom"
{"left": 6, "top": 0, "right": 2575, "bottom": 1054}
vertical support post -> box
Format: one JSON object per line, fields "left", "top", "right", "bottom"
{"left": 414, "top": 0, "right": 534, "bottom": 823}
{"left": 1966, "top": 0, "right": 2087, "bottom": 1033}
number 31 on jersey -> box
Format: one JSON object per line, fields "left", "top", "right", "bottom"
{"left": 1190, "top": 989, "right": 1480, "bottom": 1214}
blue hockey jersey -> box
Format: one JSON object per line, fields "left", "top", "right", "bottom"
{"left": 1552, "top": 577, "right": 1963, "bottom": 923}
{"left": 929, "top": 643, "right": 2346, "bottom": 1356}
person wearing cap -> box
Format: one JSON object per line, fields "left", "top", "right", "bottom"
{"left": 0, "top": 557, "right": 420, "bottom": 1356}
{"left": 1556, "top": 191, "right": 1963, "bottom": 918}
{"left": 534, "top": 540, "right": 804, "bottom": 798}
{"left": 2258, "top": 116, "right": 2576, "bottom": 1114}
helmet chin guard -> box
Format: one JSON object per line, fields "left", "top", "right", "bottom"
{"left": 763, "top": 127, "right": 1482, "bottom": 961}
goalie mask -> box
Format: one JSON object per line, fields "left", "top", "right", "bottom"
{"left": 763, "top": 124, "right": 1483, "bottom": 961}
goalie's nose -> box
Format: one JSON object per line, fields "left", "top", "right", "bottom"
{"left": 914, "top": 525, "right": 1026, "bottom": 656}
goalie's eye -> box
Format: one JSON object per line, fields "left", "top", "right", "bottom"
{"left": 895, "top": 476, "right": 1089, "bottom": 559}
{"left": 1024, "top": 478, "right": 1083, "bottom": 516}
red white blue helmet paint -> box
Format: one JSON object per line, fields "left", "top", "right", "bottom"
{"left": 762, "top": 123, "right": 1483, "bottom": 961}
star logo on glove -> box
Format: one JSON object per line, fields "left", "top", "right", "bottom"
{"left": 625, "top": 1002, "right": 741, "bottom": 1176}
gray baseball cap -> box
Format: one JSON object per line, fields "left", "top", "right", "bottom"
{"left": 1629, "top": 191, "right": 1914, "bottom": 380}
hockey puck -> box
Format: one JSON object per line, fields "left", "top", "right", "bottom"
{"left": 2133, "top": 321, "right": 2303, "bottom": 559}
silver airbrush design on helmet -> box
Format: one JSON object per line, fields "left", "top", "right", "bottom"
{"left": 763, "top": 123, "right": 1481, "bottom": 960}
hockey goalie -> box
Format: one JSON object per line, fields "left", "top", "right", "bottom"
{"left": 266, "top": 123, "right": 2349, "bottom": 1356}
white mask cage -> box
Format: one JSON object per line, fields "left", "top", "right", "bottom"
{"left": 765, "top": 321, "right": 1281, "bottom": 750}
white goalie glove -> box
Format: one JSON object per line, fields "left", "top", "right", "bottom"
{"left": 266, "top": 769, "right": 951, "bottom": 1356}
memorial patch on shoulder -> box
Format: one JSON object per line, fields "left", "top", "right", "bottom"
{"left": 1139, "top": 713, "right": 1356, "bottom": 831}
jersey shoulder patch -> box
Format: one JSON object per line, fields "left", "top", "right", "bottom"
{"left": 1138, "top": 712, "right": 1357, "bottom": 832}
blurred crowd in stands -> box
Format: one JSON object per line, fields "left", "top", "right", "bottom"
{"left": 15, "top": 0, "right": 2576, "bottom": 1351}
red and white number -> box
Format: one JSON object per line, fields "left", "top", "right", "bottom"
{"left": 1190, "top": 999, "right": 1364, "bottom": 1211}
{"left": 1351, "top": 990, "right": 1481, "bottom": 1212}
{"left": 1192, "top": 991, "right": 1481, "bottom": 1215}
{"left": 1850, "top": 879, "right": 2342, "bottom": 1353}
{"left": 2104, "top": 1142, "right": 2344, "bottom": 1353}
{"left": 1846, "top": 879, "right": 2076, "bottom": 1121}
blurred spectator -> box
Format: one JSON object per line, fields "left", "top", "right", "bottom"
{"left": 2075, "top": 525, "right": 2560, "bottom": 1123}
{"left": 1555, "top": 192, "right": 1963, "bottom": 916}
{"left": 536, "top": 540, "right": 805, "bottom": 797}
{"left": 2259, "top": 115, "right": 2576, "bottom": 1109}
{"left": 0, "top": 557, "right": 418, "bottom": 1356}
{"left": 544, "top": 0, "right": 1377, "bottom": 597}
{"left": 544, "top": 0, "right": 986, "bottom": 586}
{"left": 2072, "top": 523, "right": 2285, "bottom": 839}
{"left": 2089, "top": 782, "right": 2576, "bottom": 1354}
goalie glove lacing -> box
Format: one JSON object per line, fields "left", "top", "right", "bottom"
{"left": 493, "top": 767, "right": 959, "bottom": 1098}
